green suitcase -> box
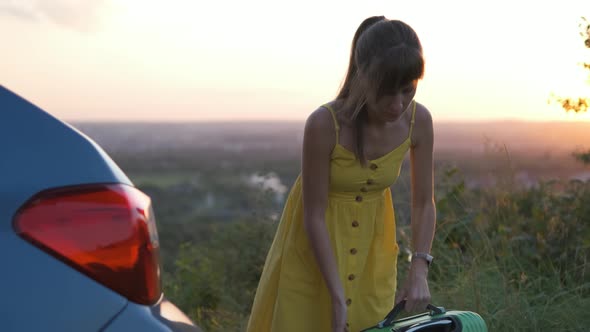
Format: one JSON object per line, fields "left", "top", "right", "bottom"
{"left": 360, "top": 300, "right": 488, "bottom": 332}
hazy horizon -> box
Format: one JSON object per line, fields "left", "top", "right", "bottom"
{"left": 74, "top": 120, "right": 590, "bottom": 156}
{"left": 70, "top": 118, "right": 590, "bottom": 124}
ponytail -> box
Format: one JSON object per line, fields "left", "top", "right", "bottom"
{"left": 336, "top": 16, "right": 385, "bottom": 166}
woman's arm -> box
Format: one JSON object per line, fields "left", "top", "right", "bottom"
{"left": 397, "top": 103, "right": 436, "bottom": 312}
{"left": 410, "top": 103, "right": 436, "bottom": 266}
{"left": 301, "top": 108, "right": 345, "bottom": 303}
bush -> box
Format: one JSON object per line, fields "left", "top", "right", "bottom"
{"left": 163, "top": 220, "right": 276, "bottom": 331}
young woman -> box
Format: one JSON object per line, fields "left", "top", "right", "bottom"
{"left": 247, "top": 16, "right": 436, "bottom": 332}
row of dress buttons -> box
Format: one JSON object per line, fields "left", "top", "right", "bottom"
{"left": 348, "top": 164, "right": 378, "bottom": 309}
{"left": 347, "top": 246, "right": 358, "bottom": 306}
{"left": 356, "top": 177, "right": 376, "bottom": 202}
{"left": 349, "top": 218, "right": 359, "bottom": 286}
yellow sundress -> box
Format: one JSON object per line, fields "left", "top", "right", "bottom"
{"left": 247, "top": 101, "right": 417, "bottom": 332}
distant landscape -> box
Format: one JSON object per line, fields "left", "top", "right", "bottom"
{"left": 71, "top": 120, "right": 589, "bottom": 331}
{"left": 75, "top": 120, "right": 590, "bottom": 155}
{"left": 75, "top": 120, "right": 590, "bottom": 187}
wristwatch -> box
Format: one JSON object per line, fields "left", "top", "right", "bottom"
{"left": 412, "top": 252, "right": 434, "bottom": 266}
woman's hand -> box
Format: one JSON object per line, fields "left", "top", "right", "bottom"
{"left": 331, "top": 296, "right": 349, "bottom": 332}
{"left": 394, "top": 259, "right": 431, "bottom": 313}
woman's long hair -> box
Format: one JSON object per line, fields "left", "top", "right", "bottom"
{"left": 336, "top": 17, "right": 424, "bottom": 166}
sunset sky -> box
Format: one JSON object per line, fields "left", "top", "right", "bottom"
{"left": 1, "top": 0, "right": 589, "bottom": 122}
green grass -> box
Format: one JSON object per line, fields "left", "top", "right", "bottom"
{"left": 129, "top": 171, "right": 201, "bottom": 187}
{"left": 148, "top": 167, "right": 589, "bottom": 331}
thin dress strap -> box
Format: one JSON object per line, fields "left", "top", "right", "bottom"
{"left": 322, "top": 104, "right": 340, "bottom": 145}
{"left": 408, "top": 100, "right": 417, "bottom": 143}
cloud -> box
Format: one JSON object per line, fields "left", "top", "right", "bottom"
{"left": 0, "top": 2, "right": 38, "bottom": 21}
{"left": 0, "top": 0, "right": 109, "bottom": 32}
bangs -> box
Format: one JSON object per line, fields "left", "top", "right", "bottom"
{"left": 367, "top": 46, "right": 424, "bottom": 98}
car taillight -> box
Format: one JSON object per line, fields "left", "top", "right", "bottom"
{"left": 13, "top": 184, "right": 161, "bottom": 305}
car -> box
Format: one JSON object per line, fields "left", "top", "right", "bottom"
{"left": 0, "top": 85, "right": 202, "bottom": 332}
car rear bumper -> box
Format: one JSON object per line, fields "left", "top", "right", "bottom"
{"left": 101, "top": 297, "right": 202, "bottom": 332}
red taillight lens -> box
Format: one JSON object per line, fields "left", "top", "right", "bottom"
{"left": 13, "top": 184, "right": 161, "bottom": 305}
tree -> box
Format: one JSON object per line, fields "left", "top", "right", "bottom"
{"left": 551, "top": 17, "right": 590, "bottom": 164}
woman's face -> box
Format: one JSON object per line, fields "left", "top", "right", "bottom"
{"left": 366, "top": 80, "right": 417, "bottom": 123}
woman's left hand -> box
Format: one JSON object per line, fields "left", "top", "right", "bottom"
{"left": 394, "top": 259, "right": 431, "bottom": 313}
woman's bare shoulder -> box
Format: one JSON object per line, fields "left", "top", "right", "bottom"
{"left": 305, "top": 103, "right": 337, "bottom": 135}
{"left": 414, "top": 101, "right": 433, "bottom": 125}
{"left": 411, "top": 102, "right": 434, "bottom": 147}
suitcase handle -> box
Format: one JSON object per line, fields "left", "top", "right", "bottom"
{"left": 381, "top": 300, "right": 446, "bottom": 326}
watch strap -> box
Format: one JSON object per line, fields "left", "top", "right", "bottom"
{"left": 412, "top": 252, "right": 433, "bottom": 266}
